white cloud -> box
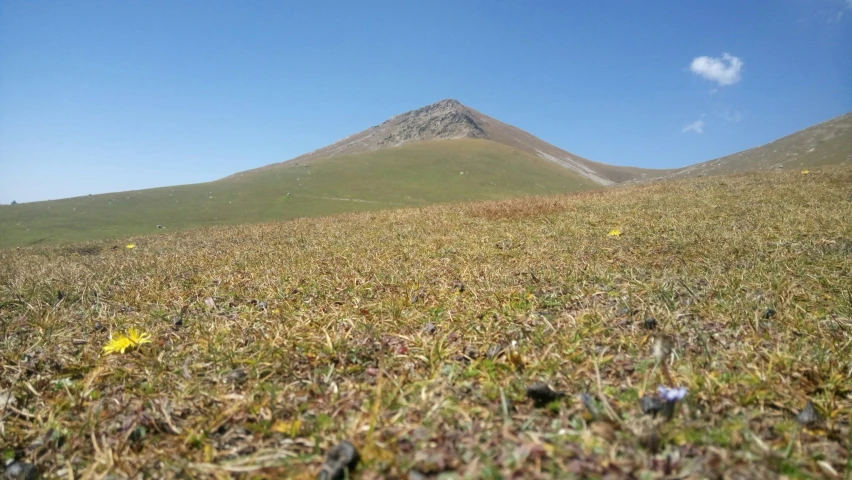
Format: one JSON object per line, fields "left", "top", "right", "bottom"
{"left": 715, "top": 107, "right": 743, "bottom": 123}
{"left": 682, "top": 119, "right": 705, "bottom": 134}
{"left": 689, "top": 53, "right": 744, "bottom": 86}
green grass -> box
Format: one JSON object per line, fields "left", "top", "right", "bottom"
{"left": 0, "top": 139, "right": 594, "bottom": 248}
{"left": 668, "top": 112, "right": 851, "bottom": 179}
{"left": 1, "top": 167, "right": 850, "bottom": 479}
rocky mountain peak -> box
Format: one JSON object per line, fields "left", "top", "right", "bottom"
{"left": 377, "top": 99, "right": 486, "bottom": 147}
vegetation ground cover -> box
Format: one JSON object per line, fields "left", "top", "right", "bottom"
{"left": 1, "top": 167, "right": 850, "bottom": 478}
{"left": 0, "top": 139, "right": 592, "bottom": 249}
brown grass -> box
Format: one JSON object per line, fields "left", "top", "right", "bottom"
{"left": 1, "top": 167, "right": 851, "bottom": 479}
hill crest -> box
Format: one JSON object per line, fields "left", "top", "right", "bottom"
{"left": 232, "top": 99, "right": 665, "bottom": 185}
{"left": 662, "top": 111, "right": 852, "bottom": 180}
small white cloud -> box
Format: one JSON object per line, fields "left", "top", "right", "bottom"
{"left": 682, "top": 119, "right": 705, "bottom": 134}
{"left": 715, "top": 107, "right": 744, "bottom": 123}
{"left": 689, "top": 53, "right": 744, "bottom": 86}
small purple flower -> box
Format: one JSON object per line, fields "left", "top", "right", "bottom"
{"left": 657, "top": 386, "right": 687, "bottom": 402}
{"left": 657, "top": 386, "right": 687, "bottom": 420}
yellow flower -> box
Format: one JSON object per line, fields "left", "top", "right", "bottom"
{"left": 608, "top": 228, "right": 622, "bottom": 237}
{"left": 126, "top": 244, "right": 135, "bottom": 249}
{"left": 102, "top": 328, "right": 152, "bottom": 355}
{"left": 126, "top": 327, "right": 152, "bottom": 347}
{"left": 103, "top": 335, "right": 133, "bottom": 355}
{"left": 270, "top": 419, "right": 302, "bottom": 437}
{"left": 801, "top": 169, "right": 809, "bottom": 175}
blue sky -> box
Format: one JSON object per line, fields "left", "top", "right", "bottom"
{"left": 1, "top": 0, "right": 850, "bottom": 203}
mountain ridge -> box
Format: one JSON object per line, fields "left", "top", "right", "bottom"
{"left": 229, "top": 99, "right": 667, "bottom": 185}
{"left": 3, "top": 101, "right": 851, "bottom": 248}
{"left": 662, "top": 111, "right": 852, "bottom": 180}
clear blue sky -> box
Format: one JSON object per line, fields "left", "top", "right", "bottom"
{"left": 1, "top": 0, "right": 850, "bottom": 203}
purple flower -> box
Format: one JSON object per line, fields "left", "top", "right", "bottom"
{"left": 657, "top": 386, "right": 687, "bottom": 402}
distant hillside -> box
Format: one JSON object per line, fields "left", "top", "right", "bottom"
{"left": 4, "top": 100, "right": 849, "bottom": 249}
{"left": 233, "top": 99, "right": 666, "bottom": 185}
{"left": 665, "top": 112, "right": 852, "bottom": 179}
{"left": 0, "top": 139, "right": 595, "bottom": 248}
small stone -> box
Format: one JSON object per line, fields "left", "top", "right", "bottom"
{"left": 495, "top": 239, "right": 513, "bottom": 249}
{"left": 204, "top": 297, "right": 216, "bottom": 309}
{"left": 762, "top": 308, "right": 776, "bottom": 320}
{"left": 580, "top": 392, "right": 601, "bottom": 419}
{"left": 91, "top": 321, "right": 105, "bottom": 332}
{"left": 422, "top": 322, "right": 437, "bottom": 335}
{"left": 526, "top": 382, "right": 564, "bottom": 408}
{"left": 795, "top": 400, "right": 820, "bottom": 426}
{"left": 643, "top": 317, "right": 658, "bottom": 330}
{"left": 616, "top": 307, "right": 633, "bottom": 317}
{"left": 410, "top": 288, "right": 426, "bottom": 303}
{"left": 318, "top": 440, "right": 360, "bottom": 480}
{"left": 256, "top": 301, "right": 267, "bottom": 310}
{"left": 223, "top": 368, "right": 247, "bottom": 385}
{"left": 640, "top": 395, "right": 664, "bottom": 417}
{"left": 3, "top": 462, "right": 38, "bottom": 480}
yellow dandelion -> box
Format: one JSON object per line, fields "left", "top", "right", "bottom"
{"left": 608, "top": 228, "right": 622, "bottom": 237}
{"left": 801, "top": 169, "right": 809, "bottom": 175}
{"left": 126, "top": 327, "right": 152, "bottom": 347}
{"left": 102, "top": 328, "right": 152, "bottom": 355}
{"left": 102, "top": 335, "right": 133, "bottom": 355}
{"left": 126, "top": 244, "right": 136, "bottom": 249}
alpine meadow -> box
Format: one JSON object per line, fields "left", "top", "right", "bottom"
{"left": 2, "top": 2, "right": 852, "bottom": 479}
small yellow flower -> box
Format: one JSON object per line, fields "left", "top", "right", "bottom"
{"left": 102, "top": 336, "right": 133, "bottom": 355}
{"left": 270, "top": 419, "right": 302, "bottom": 437}
{"left": 801, "top": 169, "right": 809, "bottom": 175}
{"left": 102, "top": 328, "right": 152, "bottom": 355}
{"left": 126, "top": 244, "right": 136, "bottom": 249}
{"left": 608, "top": 228, "right": 622, "bottom": 237}
{"left": 125, "top": 328, "right": 152, "bottom": 347}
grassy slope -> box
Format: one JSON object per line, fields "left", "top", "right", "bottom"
{"left": 1, "top": 167, "right": 850, "bottom": 478}
{"left": 666, "top": 112, "right": 852, "bottom": 179}
{"left": 0, "top": 139, "right": 594, "bottom": 249}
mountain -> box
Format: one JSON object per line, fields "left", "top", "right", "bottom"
{"left": 2, "top": 100, "right": 623, "bottom": 248}
{"left": 232, "top": 99, "right": 665, "bottom": 185}
{"left": 3, "top": 100, "right": 849, "bottom": 249}
{"left": 663, "top": 112, "right": 852, "bottom": 179}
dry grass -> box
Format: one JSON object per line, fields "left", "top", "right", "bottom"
{"left": 1, "top": 167, "right": 851, "bottom": 479}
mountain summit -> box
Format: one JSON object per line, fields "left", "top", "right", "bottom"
{"left": 241, "top": 99, "right": 663, "bottom": 185}
{"left": 376, "top": 99, "right": 487, "bottom": 146}
{"left": 285, "top": 99, "right": 489, "bottom": 161}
